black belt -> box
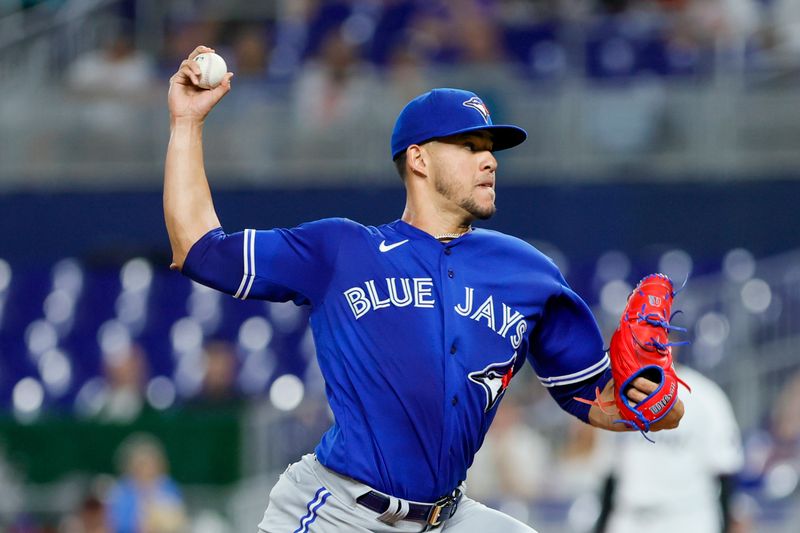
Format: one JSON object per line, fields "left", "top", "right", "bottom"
{"left": 356, "top": 488, "right": 462, "bottom": 530}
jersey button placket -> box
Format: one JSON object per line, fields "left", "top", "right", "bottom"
{"left": 440, "top": 244, "right": 460, "bottom": 464}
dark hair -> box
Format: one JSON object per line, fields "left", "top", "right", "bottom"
{"left": 393, "top": 152, "right": 407, "bottom": 181}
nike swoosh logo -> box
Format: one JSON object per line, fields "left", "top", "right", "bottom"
{"left": 379, "top": 239, "right": 409, "bottom": 252}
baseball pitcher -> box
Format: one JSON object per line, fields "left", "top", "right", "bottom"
{"left": 164, "top": 46, "right": 685, "bottom": 532}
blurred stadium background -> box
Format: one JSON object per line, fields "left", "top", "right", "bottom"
{"left": 1, "top": 0, "right": 800, "bottom": 532}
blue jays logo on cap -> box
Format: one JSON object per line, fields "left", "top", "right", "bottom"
{"left": 468, "top": 353, "right": 519, "bottom": 413}
{"left": 391, "top": 88, "right": 527, "bottom": 160}
{"left": 462, "top": 96, "right": 490, "bottom": 124}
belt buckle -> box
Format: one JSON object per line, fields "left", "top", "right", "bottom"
{"left": 426, "top": 489, "right": 461, "bottom": 528}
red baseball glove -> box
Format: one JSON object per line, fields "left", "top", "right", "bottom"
{"left": 581, "top": 274, "right": 690, "bottom": 433}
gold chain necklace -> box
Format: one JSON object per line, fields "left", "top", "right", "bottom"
{"left": 434, "top": 227, "right": 472, "bottom": 241}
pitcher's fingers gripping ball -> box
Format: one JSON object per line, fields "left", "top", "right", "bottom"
{"left": 581, "top": 274, "right": 691, "bottom": 433}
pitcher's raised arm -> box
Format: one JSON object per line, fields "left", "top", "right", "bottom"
{"left": 163, "top": 45, "right": 233, "bottom": 270}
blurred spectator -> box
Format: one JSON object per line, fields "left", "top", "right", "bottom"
{"left": 415, "top": 0, "right": 507, "bottom": 64}
{"left": 62, "top": 24, "right": 157, "bottom": 164}
{"left": 65, "top": 29, "right": 155, "bottom": 97}
{"left": 108, "top": 433, "right": 187, "bottom": 533}
{"left": 267, "top": 0, "right": 319, "bottom": 79}
{"left": 373, "top": 43, "right": 430, "bottom": 140}
{"left": 750, "top": 368, "right": 800, "bottom": 512}
{"left": 466, "top": 396, "right": 550, "bottom": 502}
{"left": 450, "top": 0, "right": 506, "bottom": 64}
{"left": 290, "top": 24, "right": 380, "bottom": 159}
{"left": 293, "top": 25, "right": 377, "bottom": 132}
{"left": 444, "top": 0, "right": 521, "bottom": 104}
{"left": 190, "top": 339, "right": 241, "bottom": 408}
{"left": 96, "top": 343, "right": 148, "bottom": 423}
{"left": 594, "top": 364, "right": 744, "bottom": 533}
{"left": 202, "top": 23, "right": 282, "bottom": 173}
{"left": 60, "top": 495, "right": 111, "bottom": 533}
{"left": 228, "top": 25, "right": 272, "bottom": 80}
{"left": 770, "top": 369, "right": 800, "bottom": 458}
{"left": 383, "top": 43, "right": 429, "bottom": 107}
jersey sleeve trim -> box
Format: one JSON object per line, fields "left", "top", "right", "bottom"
{"left": 537, "top": 352, "right": 610, "bottom": 388}
{"left": 233, "top": 228, "right": 256, "bottom": 300}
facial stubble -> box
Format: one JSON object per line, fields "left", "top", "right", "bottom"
{"left": 433, "top": 173, "right": 496, "bottom": 221}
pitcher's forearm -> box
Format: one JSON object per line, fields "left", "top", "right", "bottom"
{"left": 164, "top": 118, "right": 221, "bottom": 269}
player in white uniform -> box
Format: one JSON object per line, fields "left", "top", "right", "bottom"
{"left": 595, "top": 365, "right": 744, "bottom": 533}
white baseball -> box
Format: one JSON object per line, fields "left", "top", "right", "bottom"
{"left": 193, "top": 52, "right": 227, "bottom": 89}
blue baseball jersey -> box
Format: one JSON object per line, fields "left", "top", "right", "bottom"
{"left": 182, "top": 218, "right": 607, "bottom": 502}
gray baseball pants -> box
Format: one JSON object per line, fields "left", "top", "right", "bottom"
{"left": 258, "top": 454, "right": 537, "bottom": 533}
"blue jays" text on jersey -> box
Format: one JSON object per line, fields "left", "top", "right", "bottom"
{"left": 182, "top": 218, "right": 608, "bottom": 502}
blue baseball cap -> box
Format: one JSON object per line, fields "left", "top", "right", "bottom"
{"left": 391, "top": 88, "right": 527, "bottom": 160}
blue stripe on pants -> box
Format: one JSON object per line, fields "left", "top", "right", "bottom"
{"left": 294, "top": 487, "right": 331, "bottom": 533}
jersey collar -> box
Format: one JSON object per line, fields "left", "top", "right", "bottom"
{"left": 390, "top": 219, "right": 477, "bottom": 247}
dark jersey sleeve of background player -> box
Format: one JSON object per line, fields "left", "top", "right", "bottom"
{"left": 181, "top": 217, "right": 349, "bottom": 306}
{"left": 527, "top": 275, "right": 610, "bottom": 422}
{"left": 594, "top": 474, "right": 736, "bottom": 533}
